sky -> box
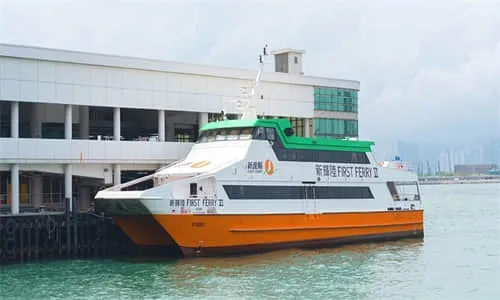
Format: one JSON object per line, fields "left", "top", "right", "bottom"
{"left": 1, "top": 0, "right": 499, "bottom": 159}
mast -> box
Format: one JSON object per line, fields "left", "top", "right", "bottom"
{"left": 240, "top": 45, "right": 269, "bottom": 120}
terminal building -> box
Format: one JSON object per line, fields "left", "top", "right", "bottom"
{"left": 0, "top": 44, "right": 360, "bottom": 214}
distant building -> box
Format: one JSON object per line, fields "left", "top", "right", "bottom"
{"left": 454, "top": 164, "right": 498, "bottom": 175}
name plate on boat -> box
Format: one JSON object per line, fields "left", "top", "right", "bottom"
{"left": 169, "top": 198, "right": 224, "bottom": 208}
{"left": 315, "top": 164, "right": 379, "bottom": 179}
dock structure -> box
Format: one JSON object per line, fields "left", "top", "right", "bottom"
{"left": 0, "top": 199, "right": 132, "bottom": 264}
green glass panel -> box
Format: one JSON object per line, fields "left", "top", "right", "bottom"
{"left": 327, "top": 119, "right": 334, "bottom": 133}
{"left": 314, "top": 87, "right": 360, "bottom": 113}
{"left": 338, "top": 119, "right": 345, "bottom": 134}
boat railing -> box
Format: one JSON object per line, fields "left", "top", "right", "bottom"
{"left": 393, "top": 193, "right": 421, "bottom": 202}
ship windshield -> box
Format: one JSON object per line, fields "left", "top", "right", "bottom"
{"left": 197, "top": 127, "right": 254, "bottom": 143}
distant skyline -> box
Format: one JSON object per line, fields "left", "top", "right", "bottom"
{"left": 1, "top": 0, "right": 499, "bottom": 157}
{"left": 394, "top": 137, "right": 500, "bottom": 174}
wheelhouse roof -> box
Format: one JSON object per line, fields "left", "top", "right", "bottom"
{"left": 200, "top": 118, "right": 374, "bottom": 153}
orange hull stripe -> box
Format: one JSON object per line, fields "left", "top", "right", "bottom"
{"left": 114, "top": 215, "right": 175, "bottom": 246}
{"left": 230, "top": 221, "right": 423, "bottom": 232}
{"left": 153, "top": 210, "right": 423, "bottom": 248}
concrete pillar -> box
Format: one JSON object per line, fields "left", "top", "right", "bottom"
{"left": 31, "top": 103, "right": 43, "bottom": 138}
{"left": 11, "top": 164, "right": 20, "bottom": 214}
{"left": 113, "top": 164, "right": 121, "bottom": 185}
{"left": 158, "top": 109, "right": 165, "bottom": 142}
{"left": 113, "top": 107, "right": 120, "bottom": 141}
{"left": 65, "top": 104, "right": 72, "bottom": 139}
{"left": 11, "top": 101, "right": 19, "bottom": 138}
{"left": 65, "top": 164, "right": 73, "bottom": 212}
{"left": 79, "top": 105, "right": 89, "bottom": 139}
{"left": 31, "top": 174, "right": 43, "bottom": 208}
{"left": 198, "top": 112, "right": 208, "bottom": 130}
{"left": 305, "top": 118, "right": 311, "bottom": 138}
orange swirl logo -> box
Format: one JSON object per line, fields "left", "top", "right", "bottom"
{"left": 264, "top": 160, "right": 274, "bottom": 175}
{"left": 190, "top": 160, "right": 211, "bottom": 168}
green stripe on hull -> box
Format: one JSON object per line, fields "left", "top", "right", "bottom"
{"left": 200, "top": 118, "right": 374, "bottom": 152}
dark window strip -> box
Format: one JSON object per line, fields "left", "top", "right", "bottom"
{"left": 223, "top": 185, "right": 374, "bottom": 200}
{"left": 272, "top": 147, "right": 370, "bottom": 164}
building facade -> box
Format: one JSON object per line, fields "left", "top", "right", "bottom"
{"left": 0, "top": 44, "right": 360, "bottom": 214}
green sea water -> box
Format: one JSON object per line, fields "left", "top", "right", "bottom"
{"left": 1, "top": 183, "right": 499, "bottom": 299}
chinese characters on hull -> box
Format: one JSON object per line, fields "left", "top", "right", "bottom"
{"left": 247, "top": 161, "right": 264, "bottom": 173}
{"left": 315, "top": 164, "right": 379, "bottom": 179}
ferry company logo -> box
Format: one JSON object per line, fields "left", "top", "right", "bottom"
{"left": 190, "top": 160, "right": 211, "bottom": 168}
{"left": 247, "top": 160, "right": 275, "bottom": 175}
{"left": 264, "top": 160, "right": 274, "bottom": 175}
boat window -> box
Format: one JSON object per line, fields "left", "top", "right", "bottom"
{"left": 197, "top": 127, "right": 255, "bottom": 143}
{"left": 272, "top": 146, "right": 371, "bottom": 164}
{"left": 224, "top": 185, "right": 374, "bottom": 200}
{"left": 227, "top": 129, "right": 240, "bottom": 140}
{"left": 190, "top": 183, "right": 197, "bottom": 197}
{"left": 266, "top": 128, "right": 276, "bottom": 141}
{"left": 215, "top": 129, "right": 227, "bottom": 141}
{"left": 207, "top": 130, "right": 216, "bottom": 142}
{"left": 254, "top": 127, "right": 267, "bottom": 140}
{"left": 239, "top": 128, "right": 253, "bottom": 140}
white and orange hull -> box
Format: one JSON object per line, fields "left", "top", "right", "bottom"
{"left": 95, "top": 132, "right": 425, "bottom": 257}
{"left": 113, "top": 210, "right": 423, "bottom": 257}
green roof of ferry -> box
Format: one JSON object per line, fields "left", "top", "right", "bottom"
{"left": 200, "top": 118, "right": 374, "bottom": 152}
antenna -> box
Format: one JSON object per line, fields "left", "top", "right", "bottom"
{"left": 239, "top": 44, "right": 269, "bottom": 120}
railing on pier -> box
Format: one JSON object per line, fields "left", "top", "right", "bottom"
{"left": 0, "top": 193, "right": 78, "bottom": 215}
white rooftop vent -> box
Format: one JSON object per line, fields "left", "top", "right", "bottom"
{"left": 271, "top": 48, "right": 305, "bottom": 75}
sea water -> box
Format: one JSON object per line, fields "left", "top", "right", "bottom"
{"left": 1, "top": 183, "right": 499, "bottom": 299}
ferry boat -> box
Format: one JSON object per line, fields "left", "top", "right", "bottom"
{"left": 95, "top": 47, "right": 424, "bottom": 257}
